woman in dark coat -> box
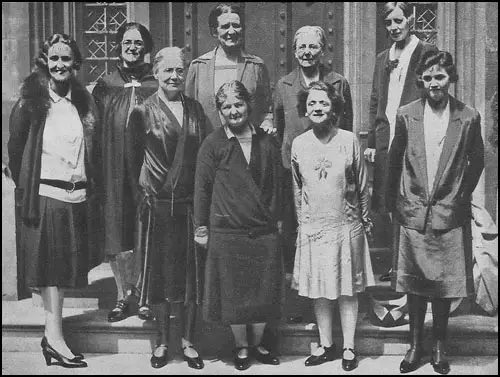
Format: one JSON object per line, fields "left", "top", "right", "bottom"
{"left": 364, "top": 2, "right": 438, "bottom": 282}
{"left": 194, "top": 81, "right": 284, "bottom": 371}
{"left": 126, "top": 47, "right": 207, "bottom": 370}
{"left": 8, "top": 33, "right": 98, "bottom": 368}
{"left": 92, "top": 22, "right": 158, "bottom": 322}
{"left": 386, "top": 50, "right": 484, "bottom": 374}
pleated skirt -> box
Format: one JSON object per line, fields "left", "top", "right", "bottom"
{"left": 392, "top": 220, "right": 474, "bottom": 298}
{"left": 21, "top": 196, "right": 90, "bottom": 289}
{"left": 203, "top": 230, "right": 284, "bottom": 325}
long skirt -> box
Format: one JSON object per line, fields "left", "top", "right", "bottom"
{"left": 136, "top": 199, "right": 202, "bottom": 306}
{"left": 392, "top": 220, "right": 474, "bottom": 298}
{"left": 21, "top": 196, "right": 90, "bottom": 289}
{"left": 203, "top": 230, "right": 284, "bottom": 325}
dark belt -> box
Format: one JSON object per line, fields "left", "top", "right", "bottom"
{"left": 40, "top": 179, "right": 87, "bottom": 193}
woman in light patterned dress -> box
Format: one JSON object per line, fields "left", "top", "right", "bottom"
{"left": 291, "top": 81, "right": 375, "bottom": 372}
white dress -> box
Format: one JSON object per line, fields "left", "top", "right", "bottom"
{"left": 291, "top": 128, "right": 375, "bottom": 299}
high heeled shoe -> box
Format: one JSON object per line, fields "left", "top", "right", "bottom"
{"left": 304, "top": 344, "right": 336, "bottom": 366}
{"left": 150, "top": 344, "right": 168, "bottom": 369}
{"left": 40, "top": 337, "right": 87, "bottom": 368}
{"left": 182, "top": 345, "right": 204, "bottom": 369}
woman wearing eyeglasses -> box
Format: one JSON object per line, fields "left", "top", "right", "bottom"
{"left": 92, "top": 22, "right": 158, "bottom": 323}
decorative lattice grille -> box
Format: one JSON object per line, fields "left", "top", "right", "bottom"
{"left": 411, "top": 2, "right": 438, "bottom": 45}
{"left": 83, "top": 2, "right": 128, "bottom": 84}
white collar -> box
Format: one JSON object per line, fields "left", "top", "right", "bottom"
{"left": 389, "top": 34, "right": 419, "bottom": 63}
{"left": 224, "top": 123, "right": 256, "bottom": 139}
{"left": 48, "top": 84, "right": 72, "bottom": 103}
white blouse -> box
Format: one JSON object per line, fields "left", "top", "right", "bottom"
{"left": 423, "top": 100, "right": 450, "bottom": 193}
{"left": 386, "top": 34, "right": 420, "bottom": 147}
{"left": 39, "top": 86, "right": 87, "bottom": 203}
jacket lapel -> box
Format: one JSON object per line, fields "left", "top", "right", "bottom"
{"left": 409, "top": 100, "right": 429, "bottom": 196}
{"left": 430, "top": 97, "right": 463, "bottom": 195}
{"left": 380, "top": 50, "right": 391, "bottom": 112}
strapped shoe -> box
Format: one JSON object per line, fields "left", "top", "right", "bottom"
{"left": 150, "top": 344, "right": 168, "bottom": 369}
{"left": 252, "top": 345, "right": 280, "bottom": 365}
{"left": 304, "top": 344, "right": 336, "bottom": 366}
{"left": 233, "top": 347, "right": 252, "bottom": 371}
{"left": 137, "top": 305, "right": 154, "bottom": 321}
{"left": 183, "top": 345, "right": 204, "bottom": 370}
{"left": 107, "top": 300, "right": 130, "bottom": 323}
{"left": 342, "top": 348, "right": 358, "bottom": 371}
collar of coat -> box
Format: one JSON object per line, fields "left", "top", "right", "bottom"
{"left": 19, "top": 70, "right": 97, "bottom": 131}
{"left": 191, "top": 46, "right": 265, "bottom": 65}
{"left": 281, "top": 64, "right": 343, "bottom": 87}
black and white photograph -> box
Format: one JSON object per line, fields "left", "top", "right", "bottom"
{"left": 2, "top": 2, "right": 498, "bottom": 375}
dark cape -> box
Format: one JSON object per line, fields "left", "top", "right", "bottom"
{"left": 92, "top": 62, "right": 158, "bottom": 256}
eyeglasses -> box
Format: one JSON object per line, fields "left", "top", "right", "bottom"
{"left": 122, "top": 40, "right": 145, "bottom": 48}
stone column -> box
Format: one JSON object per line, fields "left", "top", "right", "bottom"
{"left": 343, "top": 2, "right": 377, "bottom": 139}
{"left": 455, "top": 2, "right": 488, "bottom": 208}
{"left": 2, "top": 2, "right": 31, "bottom": 300}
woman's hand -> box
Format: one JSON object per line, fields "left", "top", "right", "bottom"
{"left": 260, "top": 119, "right": 277, "bottom": 135}
{"left": 194, "top": 226, "right": 208, "bottom": 248}
{"left": 363, "top": 148, "right": 376, "bottom": 163}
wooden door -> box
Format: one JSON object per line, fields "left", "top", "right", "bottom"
{"left": 173, "top": 2, "right": 345, "bottom": 89}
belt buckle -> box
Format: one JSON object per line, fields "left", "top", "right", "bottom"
{"left": 66, "top": 181, "right": 76, "bottom": 193}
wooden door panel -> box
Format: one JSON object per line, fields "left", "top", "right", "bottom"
{"left": 244, "top": 2, "right": 283, "bottom": 87}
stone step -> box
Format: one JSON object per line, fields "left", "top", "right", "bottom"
{"left": 3, "top": 298, "right": 498, "bottom": 357}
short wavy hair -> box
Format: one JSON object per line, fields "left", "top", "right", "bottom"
{"left": 415, "top": 50, "right": 459, "bottom": 88}
{"left": 297, "top": 81, "right": 344, "bottom": 119}
{"left": 34, "top": 33, "right": 82, "bottom": 72}
{"left": 208, "top": 3, "right": 245, "bottom": 36}
{"left": 380, "top": 2, "right": 413, "bottom": 20}
{"left": 293, "top": 26, "right": 326, "bottom": 52}
{"left": 153, "top": 46, "right": 186, "bottom": 75}
{"left": 116, "top": 22, "right": 153, "bottom": 56}
{"left": 215, "top": 80, "right": 252, "bottom": 115}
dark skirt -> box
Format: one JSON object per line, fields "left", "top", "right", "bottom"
{"left": 137, "top": 199, "right": 203, "bottom": 305}
{"left": 392, "top": 220, "right": 474, "bottom": 298}
{"left": 21, "top": 196, "right": 90, "bottom": 289}
{"left": 203, "top": 230, "right": 284, "bottom": 325}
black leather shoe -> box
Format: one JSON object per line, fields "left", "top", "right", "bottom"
{"left": 183, "top": 345, "right": 204, "bottom": 370}
{"left": 150, "top": 344, "right": 168, "bottom": 369}
{"left": 399, "top": 348, "right": 423, "bottom": 373}
{"left": 107, "top": 300, "right": 130, "bottom": 323}
{"left": 234, "top": 347, "right": 252, "bottom": 371}
{"left": 342, "top": 348, "right": 358, "bottom": 371}
{"left": 431, "top": 346, "right": 450, "bottom": 374}
{"left": 137, "top": 305, "right": 154, "bottom": 321}
{"left": 252, "top": 345, "right": 280, "bottom": 365}
{"left": 304, "top": 344, "right": 336, "bottom": 366}
{"left": 379, "top": 268, "right": 393, "bottom": 282}
{"left": 41, "top": 337, "right": 87, "bottom": 368}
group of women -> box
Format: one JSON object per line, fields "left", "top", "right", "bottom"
{"left": 8, "top": 2, "right": 484, "bottom": 375}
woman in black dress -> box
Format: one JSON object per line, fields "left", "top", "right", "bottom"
{"left": 126, "top": 46, "right": 208, "bottom": 370}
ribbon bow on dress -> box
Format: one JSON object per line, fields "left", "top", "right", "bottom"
{"left": 385, "top": 59, "right": 399, "bottom": 72}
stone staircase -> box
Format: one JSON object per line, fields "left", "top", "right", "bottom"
{"left": 2, "top": 249, "right": 498, "bottom": 359}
